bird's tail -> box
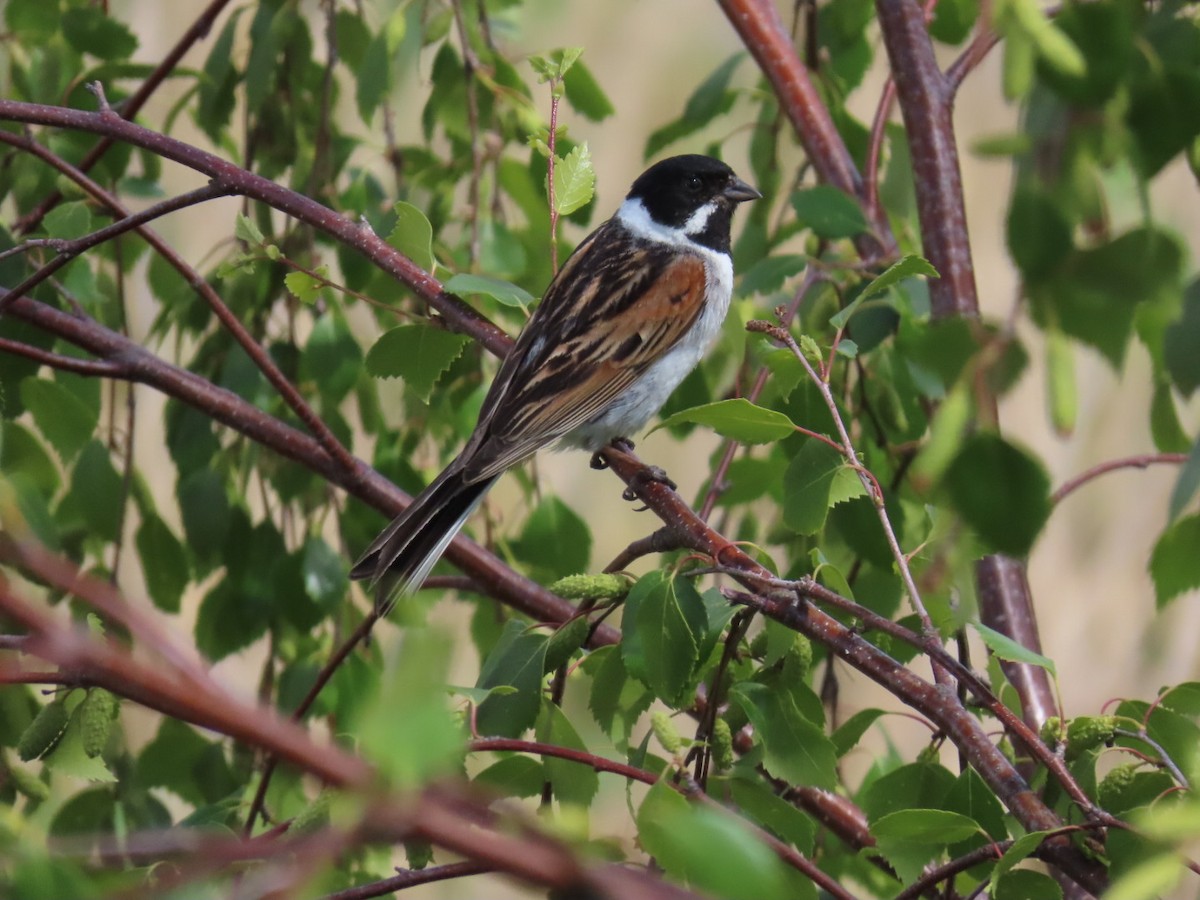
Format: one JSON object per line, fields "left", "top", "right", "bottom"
{"left": 350, "top": 464, "right": 495, "bottom": 616}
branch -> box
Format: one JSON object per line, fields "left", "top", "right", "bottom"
{"left": 469, "top": 738, "right": 857, "bottom": 900}
{"left": 0, "top": 96, "right": 512, "bottom": 358}
{"left": 715, "top": 0, "right": 897, "bottom": 261}
{"left": 874, "top": 0, "right": 980, "bottom": 318}
{"left": 0, "top": 565, "right": 703, "bottom": 900}
{"left": 977, "top": 556, "right": 1059, "bottom": 734}
{"left": 323, "top": 862, "right": 491, "bottom": 900}
{"left": 594, "top": 443, "right": 1109, "bottom": 894}
{"left": 0, "top": 127, "right": 357, "bottom": 475}
{"left": 1051, "top": 453, "right": 1188, "bottom": 506}
{"left": 15, "top": 0, "right": 237, "bottom": 234}
{"left": 1, "top": 294, "right": 613, "bottom": 643}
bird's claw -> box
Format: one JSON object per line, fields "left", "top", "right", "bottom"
{"left": 622, "top": 465, "right": 676, "bottom": 504}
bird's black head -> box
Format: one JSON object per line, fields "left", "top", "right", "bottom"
{"left": 625, "top": 154, "right": 760, "bottom": 252}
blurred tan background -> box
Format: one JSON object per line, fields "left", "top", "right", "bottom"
{"left": 104, "top": 0, "right": 1200, "bottom": 895}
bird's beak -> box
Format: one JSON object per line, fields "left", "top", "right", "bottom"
{"left": 724, "top": 177, "right": 762, "bottom": 203}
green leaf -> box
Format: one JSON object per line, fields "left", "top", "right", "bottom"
{"left": 1007, "top": 184, "right": 1072, "bottom": 282}
{"left": 5, "top": 0, "right": 59, "bottom": 41}
{"left": 990, "top": 831, "right": 1052, "bottom": 886}
{"left": 872, "top": 808, "right": 980, "bottom": 842}
{"left": 552, "top": 143, "right": 595, "bottom": 217}
{"left": 176, "top": 468, "right": 231, "bottom": 568}
{"left": 284, "top": 270, "right": 323, "bottom": 304}
{"left": 782, "top": 439, "right": 848, "bottom": 535}
{"left": 637, "top": 780, "right": 792, "bottom": 900}
{"left": 994, "top": 869, "right": 1063, "bottom": 900}
{"left": 562, "top": 58, "right": 614, "bottom": 121}
{"left": 929, "top": 0, "right": 979, "bottom": 44}
{"left": 1150, "top": 382, "right": 1189, "bottom": 453}
{"left": 387, "top": 201, "right": 435, "bottom": 272}
{"left": 234, "top": 212, "right": 265, "bottom": 246}
{"left": 357, "top": 629, "right": 463, "bottom": 786}
{"left": 945, "top": 766, "right": 1009, "bottom": 844}
{"left": 654, "top": 398, "right": 796, "bottom": 444}
{"left": 510, "top": 495, "right": 592, "bottom": 580}
{"left": 356, "top": 30, "right": 392, "bottom": 123}
{"left": 738, "top": 254, "right": 807, "bottom": 297}
{"left": 475, "top": 755, "right": 544, "bottom": 798}
{"left": 138, "top": 719, "right": 236, "bottom": 806}
{"left": 831, "top": 708, "right": 885, "bottom": 757}
{"left": 136, "top": 514, "right": 189, "bottom": 613}
{"left": 65, "top": 441, "right": 124, "bottom": 543}
{"left": 727, "top": 773, "right": 816, "bottom": 854}
{"left": 62, "top": 7, "right": 138, "bottom": 60}
{"left": 535, "top": 701, "right": 599, "bottom": 807}
{"left": 444, "top": 273, "right": 534, "bottom": 309}
{"left": 1169, "top": 438, "right": 1200, "bottom": 522}
{"left": 586, "top": 646, "right": 652, "bottom": 742}
{"left": 621, "top": 570, "right": 708, "bottom": 706}
{"left": 791, "top": 185, "right": 869, "bottom": 239}
{"left": 364, "top": 324, "right": 471, "bottom": 403}
{"left": 530, "top": 47, "right": 584, "bottom": 83}
{"left": 475, "top": 620, "right": 548, "bottom": 737}
{"left": 1, "top": 421, "right": 60, "bottom": 496}
{"left": 1001, "top": 0, "right": 1085, "bottom": 77}
{"left": 1149, "top": 513, "right": 1200, "bottom": 609}
{"left": 1104, "top": 854, "right": 1185, "bottom": 900}
{"left": 301, "top": 537, "right": 346, "bottom": 613}
{"left": 854, "top": 254, "right": 940, "bottom": 307}
{"left": 19, "top": 377, "right": 99, "bottom": 464}
{"left": 1165, "top": 281, "right": 1200, "bottom": 397}
{"left": 730, "top": 682, "right": 838, "bottom": 789}
{"left": 645, "top": 53, "right": 744, "bottom": 158}
{"left": 972, "top": 622, "right": 1057, "bottom": 676}
{"left": 1028, "top": 227, "right": 1184, "bottom": 368}
{"left": 42, "top": 202, "right": 94, "bottom": 240}
{"left": 912, "top": 381, "right": 973, "bottom": 485}
{"left": 945, "top": 434, "right": 1050, "bottom": 557}
{"left": 300, "top": 312, "right": 363, "bottom": 406}
{"left": 872, "top": 808, "right": 980, "bottom": 883}
{"left": 195, "top": 579, "right": 268, "bottom": 662}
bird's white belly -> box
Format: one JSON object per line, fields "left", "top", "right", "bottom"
{"left": 564, "top": 252, "right": 733, "bottom": 451}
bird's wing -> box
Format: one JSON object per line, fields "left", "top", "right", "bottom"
{"left": 462, "top": 235, "right": 708, "bottom": 482}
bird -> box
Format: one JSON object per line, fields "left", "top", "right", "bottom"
{"left": 351, "top": 153, "right": 760, "bottom": 614}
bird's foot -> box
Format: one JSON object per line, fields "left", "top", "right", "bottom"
{"left": 591, "top": 436, "right": 636, "bottom": 470}
{"left": 622, "top": 464, "right": 677, "bottom": 502}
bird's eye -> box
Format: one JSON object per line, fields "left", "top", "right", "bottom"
{"left": 685, "top": 175, "right": 703, "bottom": 194}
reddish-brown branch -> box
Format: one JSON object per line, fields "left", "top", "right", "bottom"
{"left": 0, "top": 569, "right": 702, "bottom": 900}
{"left": 471, "top": 737, "right": 658, "bottom": 784}
{"left": 977, "top": 556, "right": 1059, "bottom": 735}
{"left": 0, "top": 96, "right": 512, "bottom": 358}
{"left": 715, "top": 0, "right": 896, "bottom": 261}
{"left": 892, "top": 840, "right": 1011, "bottom": 900}
{"left": 595, "top": 443, "right": 1108, "bottom": 894}
{"left": 244, "top": 612, "right": 380, "bottom": 836}
{"left": 0, "top": 296, "right": 613, "bottom": 642}
{"left": 0, "top": 127, "right": 358, "bottom": 477}
{"left": 1051, "top": 453, "right": 1188, "bottom": 505}
{"left": 0, "top": 180, "right": 233, "bottom": 316}
{"left": 0, "top": 337, "right": 124, "bottom": 377}
{"left": 469, "top": 738, "right": 856, "bottom": 900}
{"left": 15, "top": 0, "right": 237, "bottom": 235}
{"left": 325, "top": 862, "right": 492, "bottom": 900}
{"left": 874, "top": 0, "right": 979, "bottom": 319}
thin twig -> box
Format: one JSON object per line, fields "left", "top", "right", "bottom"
{"left": 1051, "top": 453, "right": 1188, "bottom": 506}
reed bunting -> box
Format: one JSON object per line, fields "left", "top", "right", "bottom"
{"left": 351, "top": 154, "right": 760, "bottom": 613}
